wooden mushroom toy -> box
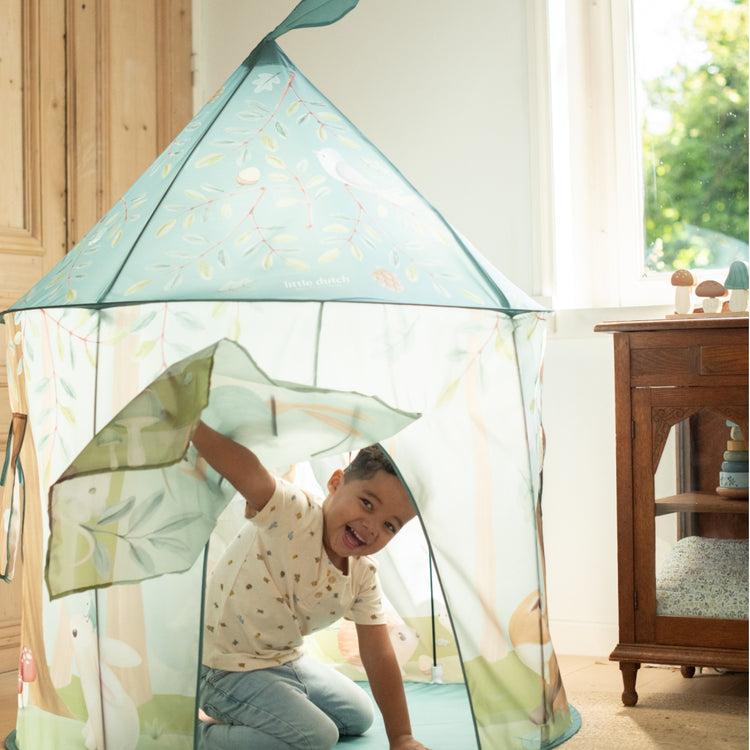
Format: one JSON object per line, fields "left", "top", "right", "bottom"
{"left": 695, "top": 279, "right": 727, "bottom": 313}
{"left": 724, "top": 260, "right": 749, "bottom": 313}
{"left": 670, "top": 269, "right": 697, "bottom": 314}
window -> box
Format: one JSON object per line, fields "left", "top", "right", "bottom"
{"left": 636, "top": 0, "right": 748, "bottom": 277}
{"left": 546, "top": 0, "right": 748, "bottom": 310}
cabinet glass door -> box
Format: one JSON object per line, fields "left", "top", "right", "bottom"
{"left": 634, "top": 389, "right": 749, "bottom": 641}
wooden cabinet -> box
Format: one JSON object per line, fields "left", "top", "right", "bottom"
{"left": 595, "top": 317, "right": 748, "bottom": 706}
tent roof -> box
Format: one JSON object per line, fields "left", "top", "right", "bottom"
{"left": 2, "top": 5, "right": 543, "bottom": 320}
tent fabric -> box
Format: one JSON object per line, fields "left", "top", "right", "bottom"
{"left": 5, "top": 40, "right": 539, "bottom": 315}
{"left": 6, "top": 304, "right": 572, "bottom": 750}
{"left": 45, "top": 337, "right": 418, "bottom": 598}
{"left": 1, "top": 1, "right": 577, "bottom": 748}
{"left": 1, "top": 414, "right": 27, "bottom": 583}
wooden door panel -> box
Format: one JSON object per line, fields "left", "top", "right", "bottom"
{"left": 0, "top": 0, "right": 25, "bottom": 229}
{"left": 1, "top": 0, "right": 67, "bottom": 439}
{"left": 67, "top": 0, "right": 193, "bottom": 243}
{"left": 0, "top": 0, "right": 67, "bottom": 673}
{"left": 0, "top": 0, "right": 192, "bottom": 675}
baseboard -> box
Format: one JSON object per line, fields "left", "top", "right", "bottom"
{"left": 549, "top": 619, "right": 619, "bottom": 658}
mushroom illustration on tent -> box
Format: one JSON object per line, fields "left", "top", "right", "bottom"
{"left": 1, "top": 1, "right": 581, "bottom": 749}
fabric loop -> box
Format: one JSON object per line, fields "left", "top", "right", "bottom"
{"left": 1, "top": 413, "right": 28, "bottom": 583}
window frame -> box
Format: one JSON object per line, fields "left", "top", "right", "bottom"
{"left": 540, "top": 0, "right": 744, "bottom": 312}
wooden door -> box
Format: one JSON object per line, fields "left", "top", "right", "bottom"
{"left": 0, "top": 0, "right": 192, "bottom": 674}
{"left": 0, "top": 0, "right": 67, "bottom": 674}
{"left": 66, "top": 0, "right": 193, "bottom": 242}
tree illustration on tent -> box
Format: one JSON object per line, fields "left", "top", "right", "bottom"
{"left": 1, "top": 1, "right": 580, "bottom": 748}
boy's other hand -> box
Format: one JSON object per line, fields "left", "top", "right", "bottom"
{"left": 390, "top": 735, "right": 431, "bottom": 750}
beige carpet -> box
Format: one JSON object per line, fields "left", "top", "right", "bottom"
{"left": 559, "top": 659, "right": 748, "bottom": 750}
{"left": 565, "top": 690, "right": 747, "bottom": 749}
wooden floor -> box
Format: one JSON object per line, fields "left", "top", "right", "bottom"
{"left": 1, "top": 655, "right": 747, "bottom": 747}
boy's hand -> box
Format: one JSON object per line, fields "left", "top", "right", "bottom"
{"left": 390, "top": 735, "right": 431, "bottom": 750}
{"left": 356, "top": 624, "right": 432, "bottom": 750}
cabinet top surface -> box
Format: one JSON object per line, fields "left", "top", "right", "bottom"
{"left": 594, "top": 316, "right": 748, "bottom": 334}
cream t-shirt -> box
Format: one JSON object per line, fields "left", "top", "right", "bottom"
{"left": 202, "top": 476, "right": 386, "bottom": 671}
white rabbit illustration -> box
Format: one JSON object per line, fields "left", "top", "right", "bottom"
{"left": 70, "top": 612, "right": 142, "bottom": 750}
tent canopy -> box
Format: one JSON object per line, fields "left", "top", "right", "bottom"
{"left": 4, "top": 8, "right": 540, "bottom": 317}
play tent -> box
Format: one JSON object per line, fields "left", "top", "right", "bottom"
{"left": 1, "top": 1, "right": 580, "bottom": 747}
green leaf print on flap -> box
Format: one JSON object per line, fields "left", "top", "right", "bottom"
{"left": 45, "top": 338, "right": 420, "bottom": 599}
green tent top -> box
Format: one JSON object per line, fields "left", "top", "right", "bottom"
{"left": 2, "top": 0, "right": 542, "bottom": 320}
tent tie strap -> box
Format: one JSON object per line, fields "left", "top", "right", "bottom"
{"left": 1, "top": 413, "right": 28, "bottom": 583}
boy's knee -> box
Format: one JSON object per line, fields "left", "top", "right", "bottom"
{"left": 339, "top": 691, "right": 375, "bottom": 736}
{"left": 196, "top": 722, "right": 227, "bottom": 750}
{"left": 307, "top": 718, "right": 340, "bottom": 750}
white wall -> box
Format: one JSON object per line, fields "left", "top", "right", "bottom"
{"left": 543, "top": 312, "right": 621, "bottom": 656}
{"left": 192, "top": 0, "right": 536, "bottom": 294}
{"left": 191, "top": 0, "right": 674, "bottom": 656}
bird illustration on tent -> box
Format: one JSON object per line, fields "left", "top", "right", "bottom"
{"left": 1, "top": 1, "right": 581, "bottom": 748}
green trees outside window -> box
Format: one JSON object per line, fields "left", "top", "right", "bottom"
{"left": 638, "top": 0, "right": 748, "bottom": 274}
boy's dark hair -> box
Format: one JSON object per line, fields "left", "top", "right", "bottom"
{"left": 343, "top": 445, "right": 397, "bottom": 482}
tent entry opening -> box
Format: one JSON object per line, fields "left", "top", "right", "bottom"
{"left": 199, "top": 450, "right": 479, "bottom": 749}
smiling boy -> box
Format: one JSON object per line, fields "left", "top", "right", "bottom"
{"left": 192, "top": 420, "right": 429, "bottom": 750}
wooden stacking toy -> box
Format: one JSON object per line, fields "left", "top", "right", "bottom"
{"left": 717, "top": 421, "right": 749, "bottom": 498}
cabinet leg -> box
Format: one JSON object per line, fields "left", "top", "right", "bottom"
{"left": 619, "top": 662, "right": 640, "bottom": 706}
{"left": 680, "top": 665, "right": 695, "bottom": 678}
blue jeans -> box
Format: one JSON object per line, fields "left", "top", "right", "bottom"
{"left": 197, "top": 656, "right": 374, "bottom": 750}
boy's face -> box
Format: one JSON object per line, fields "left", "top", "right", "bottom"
{"left": 322, "top": 468, "right": 414, "bottom": 572}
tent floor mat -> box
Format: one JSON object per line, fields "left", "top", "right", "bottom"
{"left": 4, "top": 687, "right": 581, "bottom": 750}
{"left": 336, "top": 682, "right": 477, "bottom": 748}
{"left": 336, "top": 683, "right": 582, "bottom": 749}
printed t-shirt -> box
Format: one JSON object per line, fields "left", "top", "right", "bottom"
{"left": 202, "top": 476, "right": 385, "bottom": 671}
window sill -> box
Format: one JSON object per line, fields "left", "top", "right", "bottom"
{"left": 546, "top": 305, "right": 673, "bottom": 340}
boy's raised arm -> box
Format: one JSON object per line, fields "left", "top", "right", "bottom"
{"left": 192, "top": 420, "right": 276, "bottom": 515}
{"left": 356, "top": 623, "right": 431, "bottom": 750}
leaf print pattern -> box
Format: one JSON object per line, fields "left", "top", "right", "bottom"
{"left": 6, "top": 42, "right": 536, "bottom": 318}
{"left": 43, "top": 337, "right": 417, "bottom": 597}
